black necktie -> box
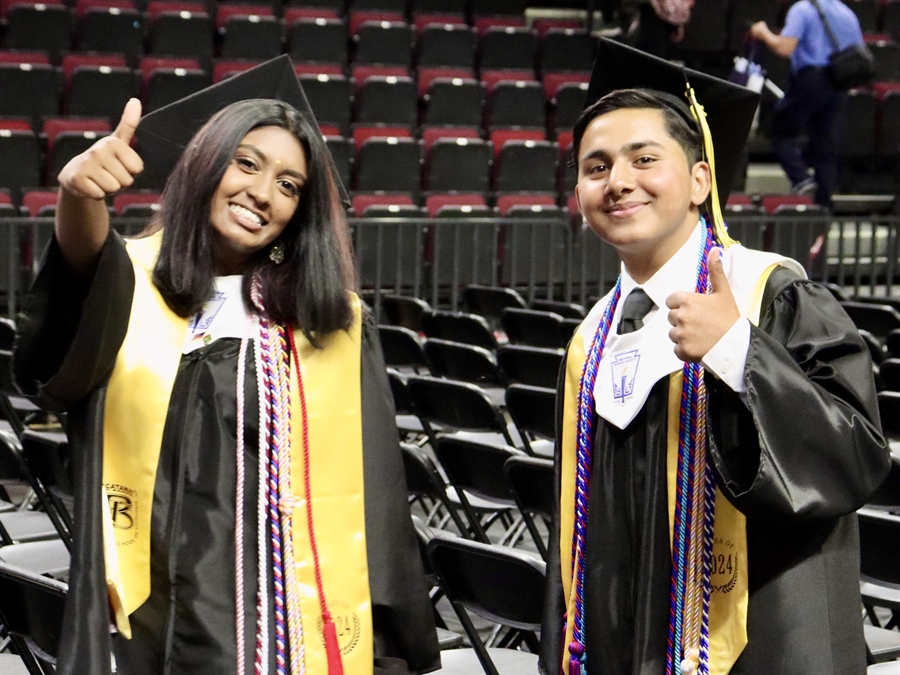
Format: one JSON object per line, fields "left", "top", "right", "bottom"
{"left": 618, "top": 288, "right": 655, "bottom": 334}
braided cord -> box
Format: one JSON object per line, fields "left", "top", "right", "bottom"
{"left": 235, "top": 322, "right": 252, "bottom": 675}
{"left": 567, "top": 278, "right": 621, "bottom": 675}
{"left": 253, "top": 321, "right": 270, "bottom": 675}
{"left": 568, "top": 219, "right": 720, "bottom": 675}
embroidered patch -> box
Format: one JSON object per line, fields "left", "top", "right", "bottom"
{"left": 189, "top": 290, "right": 228, "bottom": 335}
{"left": 105, "top": 483, "right": 138, "bottom": 546}
{"left": 711, "top": 537, "right": 739, "bottom": 594}
{"left": 610, "top": 350, "right": 641, "bottom": 402}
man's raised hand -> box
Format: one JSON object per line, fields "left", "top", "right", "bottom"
{"left": 665, "top": 247, "right": 741, "bottom": 363}
{"left": 57, "top": 98, "right": 144, "bottom": 200}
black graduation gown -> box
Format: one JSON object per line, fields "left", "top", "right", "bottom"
{"left": 13, "top": 232, "right": 441, "bottom": 675}
{"left": 539, "top": 267, "right": 890, "bottom": 675}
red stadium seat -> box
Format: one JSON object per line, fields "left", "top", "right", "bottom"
{"left": 418, "top": 67, "right": 474, "bottom": 97}
{"left": 421, "top": 126, "right": 480, "bottom": 152}
{"left": 351, "top": 193, "right": 415, "bottom": 215}
{"left": 215, "top": 4, "right": 273, "bottom": 29}
{"left": 293, "top": 63, "right": 344, "bottom": 76}
{"left": 480, "top": 69, "right": 535, "bottom": 92}
{"left": 61, "top": 54, "right": 127, "bottom": 88}
{"left": 412, "top": 13, "right": 466, "bottom": 34}
{"left": 213, "top": 59, "right": 263, "bottom": 83}
{"left": 140, "top": 56, "right": 202, "bottom": 87}
{"left": 352, "top": 125, "right": 412, "bottom": 148}
{"left": 113, "top": 191, "right": 162, "bottom": 216}
{"left": 761, "top": 194, "right": 813, "bottom": 215}
{"left": 532, "top": 18, "right": 583, "bottom": 35}
{"left": 0, "top": 117, "right": 32, "bottom": 131}
{"left": 425, "top": 194, "right": 486, "bottom": 218}
{"left": 42, "top": 117, "right": 110, "bottom": 150}
{"left": 543, "top": 72, "right": 590, "bottom": 101}
{"left": 352, "top": 64, "right": 408, "bottom": 85}
{"left": 0, "top": 51, "right": 50, "bottom": 66}
{"left": 474, "top": 16, "right": 525, "bottom": 36}
{"left": 496, "top": 193, "right": 556, "bottom": 216}
{"left": 489, "top": 128, "right": 545, "bottom": 160}
{"left": 22, "top": 189, "right": 58, "bottom": 217}
{"left": 348, "top": 10, "right": 403, "bottom": 35}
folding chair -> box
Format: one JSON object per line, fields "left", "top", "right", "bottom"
{"left": 400, "top": 441, "right": 470, "bottom": 537}
{"left": 411, "top": 514, "right": 464, "bottom": 645}
{"left": 865, "top": 623, "right": 900, "bottom": 664}
{"left": 387, "top": 369, "right": 425, "bottom": 439}
{"left": 503, "top": 455, "right": 553, "bottom": 560}
{"left": 0, "top": 561, "right": 66, "bottom": 674}
{"left": 406, "top": 375, "right": 516, "bottom": 448}
{"left": 433, "top": 436, "right": 525, "bottom": 545}
{"left": 0, "top": 432, "right": 63, "bottom": 546}
{"left": 20, "top": 430, "right": 74, "bottom": 548}
{"left": 462, "top": 285, "right": 527, "bottom": 329}
{"left": 866, "top": 454, "right": 900, "bottom": 511}
{"left": 0, "top": 319, "right": 14, "bottom": 350}
{"left": 530, "top": 299, "right": 585, "bottom": 319}
{"left": 503, "top": 383, "right": 555, "bottom": 458}
{"left": 427, "top": 535, "right": 544, "bottom": 675}
{"left": 501, "top": 308, "right": 565, "bottom": 349}
{"left": 879, "top": 358, "right": 900, "bottom": 392}
{"left": 423, "top": 339, "right": 507, "bottom": 389}
{"left": 497, "top": 345, "right": 563, "bottom": 389}
{"left": 379, "top": 325, "right": 431, "bottom": 373}
{"left": 421, "top": 311, "right": 497, "bottom": 351}
{"left": 858, "top": 507, "right": 900, "bottom": 631}
{"left": 841, "top": 302, "right": 900, "bottom": 341}
{"left": 381, "top": 294, "right": 432, "bottom": 331}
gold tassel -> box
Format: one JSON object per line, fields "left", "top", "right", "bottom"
{"left": 685, "top": 84, "right": 737, "bottom": 248}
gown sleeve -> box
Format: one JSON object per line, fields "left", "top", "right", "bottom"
{"left": 706, "top": 267, "right": 890, "bottom": 521}
{"left": 359, "top": 312, "right": 441, "bottom": 675}
{"left": 13, "top": 230, "right": 135, "bottom": 410}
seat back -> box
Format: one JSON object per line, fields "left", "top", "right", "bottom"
{"left": 0, "top": 560, "right": 67, "bottom": 672}
{"left": 434, "top": 435, "right": 523, "bottom": 504}
{"left": 497, "top": 345, "right": 563, "bottom": 389}
{"left": 504, "top": 383, "right": 556, "bottom": 444}
{"left": 423, "top": 338, "right": 506, "bottom": 387}
{"left": 462, "top": 284, "right": 527, "bottom": 325}
{"left": 879, "top": 358, "right": 900, "bottom": 392}
{"left": 427, "top": 534, "right": 545, "bottom": 630}
{"left": 379, "top": 325, "right": 430, "bottom": 372}
{"left": 842, "top": 302, "right": 900, "bottom": 340}
{"left": 21, "top": 430, "right": 74, "bottom": 544}
{"left": 381, "top": 294, "right": 431, "bottom": 331}
{"left": 504, "top": 454, "right": 554, "bottom": 559}
{"left": 857, "top": 508, "right": 900, "bottom": 585}
{"left": 400, "top": 441, "right": 470, "bottom": 536}
{"left": 421, "top": 310, "right": 497, "bottom": 351}
{"left": 406, "top": 375, "right": 511, "bottom": 443}
{"left": 501, "top": 308, "right": 564, "bottom": 349}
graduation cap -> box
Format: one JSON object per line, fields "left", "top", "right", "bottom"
{"left": 583, "top": 39, "right": 760, "bottom": 246}
{"left": 134, "top": 54, "right": 348, "bottom": 204}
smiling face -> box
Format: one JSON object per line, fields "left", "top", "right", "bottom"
{"left": 575, "top": 107, "right": 710, "bottom": 282}
{"left": 209, "top": 125, "right": 308, "bottom": 275}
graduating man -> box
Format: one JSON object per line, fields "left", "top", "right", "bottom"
{"left": 540, "top": 39, "right": 889, "bottom": 675}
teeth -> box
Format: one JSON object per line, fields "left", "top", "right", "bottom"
{"left": 229, "top": 204, "right": 262, "bottom": 226}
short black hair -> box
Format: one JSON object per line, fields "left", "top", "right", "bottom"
{"left": 151, "top": 99, "right": 356, "bottom": 343}
{"left": 571, "top": 88, "right": 703, "bottom": 171}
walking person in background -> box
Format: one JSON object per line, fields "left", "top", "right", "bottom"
{"left": 750, "top": 0, "right": 865, "bottom": 208}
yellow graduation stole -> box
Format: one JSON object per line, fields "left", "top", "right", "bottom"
{"left": 100, "top": 232, "right": 374, "bottom": 674}
{"left": 558, "top": 263, "right": 782, "bottom": 675}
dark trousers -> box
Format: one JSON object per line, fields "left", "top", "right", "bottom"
{"left": 634, "top": 4, "right": 676, "bottom": 59}
{"left": 770, "top": 66, "right": 842, "bottom": 207}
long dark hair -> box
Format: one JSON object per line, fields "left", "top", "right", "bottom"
{"left": 151, "top": 99, "right": 357, "bottom": 341}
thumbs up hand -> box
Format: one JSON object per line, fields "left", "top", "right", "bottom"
{"left": 665, "top": 247, "right": 741, "bottom": 363}
{"left": 57, "top": 98, "right": 145, "bottom": 200}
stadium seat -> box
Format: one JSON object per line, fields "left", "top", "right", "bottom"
{"left": 473, "top": 15, "right": 526, "bottom": 36}
{"left": 496, "top": 193, "right": 557, "bottom": 217}
{"left": 221, "top": 14, "right": 284, "bottom": 59}
{"left": 423, "top": 77, "right": 485, "bottom": 127}
{"left": 148, "top": 7, "right": 214, "bottom": 59}
{"left": 47, "top": 130, "right": 111, "bottom": 185}
{"left": 0, "top": 51, "right": 49, "bottom": 67}
{"left": 489, "top": 128, "right": 546, "bottom": 159}
{"left": 479, "top": 26, "right": 537, "bottom": 71}
{"left": 532, "top": 17, "right": 583, "bottom": 35}
{"left": 287, "top": 17, "right": 348, "bottom": 65}
{"left": 144, "top": 67, "right": 210, "bottom": 112}
{"left": 215, "top": 3, "right": 273, "bottom": 29}
{"left": 324, "top": 135, "right": 353, "bottom": 189}
{"left": 851, "top": 0, "right": 881, "bottom": 33}
{"left": 421, "top": 127, "right": 480, "bottom": 155}
{"left": 494, "top": 140, "right": 558, "bottom": 193}
{"left": 553, "top": 81, "right": 588, "bottom": 131}
{"left": 0, "top": 130, "right": 41, "bottom": 200}
{"left": 884, "top": 2, "right": 900, "bottom": 38}
{"left": 212, "top": 58, "right": 263, "bottom": 82}
{"left": 355, "top": 75, "right": 418, "bottom": 126}
{"left": 842, "top": 301, "right": 900, "bottom": 340}
{"left": 412, "top": 11, "right": 466, "bottom": 33}
{"left": 300, "top": 74, "right": 352, "bottom": 134}
{"left": 487, "top": 80, "right": 546, "bottom": 129}
{"left": 870, "top": 40, "right": 900, "bottom": 81}
{"left": 352, "top": 192, "right": 415, "bottom": 214}
{"left": 348, "top": 9, "right": 403, "bottom": 35}
{"left": 0, "top": 64, "right": 59, "bottom": 124}
{"left": 66, "top": 66, "right": 137, "bottom": 121}
{"left": 4, "top": 3, "right": 72, "bottom": 59}
{"left": 280, "top": 1, "right": 341, "bottom": 19}
{"left": 113, "top": 191, "right": 162, "bottom": 216}
{"left": 418, "top": 24, "right": 477, "bottom": 69}
{"left": 425, "top": 138, "right": 492, "bottom": 194}
{"left": 424, "top": 194, "right": 487, "bottom": 218}
{"left": 539, "top": 27, "right": 593, "bottom": 73}
{"left": 355, "top": 136, "right": 421, "bottom": 193}
{"left": 21, "top": 189, "right": 58, "bottom": 217}
{"left": 76, "top": 6, "right": 144, "bottom": 60}
{"left": 880, "top": 91, "right": 900, "bottom": 155}
{"left": 411, "top": 0, "right": 465, "bottom": 14}
{"left": 354, "top": 20, "right": 414, "bottom": 66}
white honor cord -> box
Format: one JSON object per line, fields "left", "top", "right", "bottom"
{"left": 235, "top": 317, "right": 252, "bottom": 675}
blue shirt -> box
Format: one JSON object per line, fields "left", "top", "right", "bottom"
{"left": 782, "top": 0, "right": 864, "bottom": 72}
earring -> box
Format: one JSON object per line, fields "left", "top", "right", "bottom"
{"left": 269, "top": 242, "right": 285, "bottom": 264}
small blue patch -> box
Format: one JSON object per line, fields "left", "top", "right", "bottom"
{"left": 611, "top": 350, "right": 640, "bottom": 403}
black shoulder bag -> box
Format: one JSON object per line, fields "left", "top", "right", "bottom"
{"left": 810, "top": 0, "right": 875, "bottom": 90}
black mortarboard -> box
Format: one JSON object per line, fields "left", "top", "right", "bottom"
{"left": 583, "top": 39, "right": 760, "bottom": 245}
{"left": 134, "top": 55, "right": 348, "bottom": 204}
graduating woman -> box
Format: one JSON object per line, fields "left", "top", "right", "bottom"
{"left": 14, "top": 58, "right": 439, "bottom": 675}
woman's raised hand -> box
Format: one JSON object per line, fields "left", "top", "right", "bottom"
{"left": 57, "top": 98, "right": 145, "bottom": 199}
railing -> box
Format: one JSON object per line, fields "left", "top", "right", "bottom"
{"left": 3, "top": 213, "right": 900, "bottom": 319}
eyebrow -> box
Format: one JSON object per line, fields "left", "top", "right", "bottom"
{"left": 579, "top": 140, "right": 666, "bottom": 166}
{"left": 237, "top": 143, "right": 307, "bottom": 182}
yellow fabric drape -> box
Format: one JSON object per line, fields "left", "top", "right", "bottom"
{"left": 101, "top": 233, "right": 373, "bottom": 672}
{"left": 558, "top": 262, "right": 781, "bottom": 674}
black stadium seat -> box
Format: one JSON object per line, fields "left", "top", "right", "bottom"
{"left": 488, "top": 80, "right": 546, "bottom": 129}
{"left": 5, "top": 3, "right": 72, "bottom": 59}
{"left": 479, "top": 26, "right": 536, "bottom": 71}
{"left": 423, "top": 78, "right": 485, "bottom": 127}
{"left": 426, "top": 137, "right": 492, "bottom": 194}
{"left": 77, "top": 6, "right": 144, "bottom": 60}
{"left": 418, "top": 24, "right": 477, "bottom": 69}
{"left": 149, "top": 9, "right": 215, "bottom": 59}
{"left": 288, "top": 17, "right": 348, "bottom": 65}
